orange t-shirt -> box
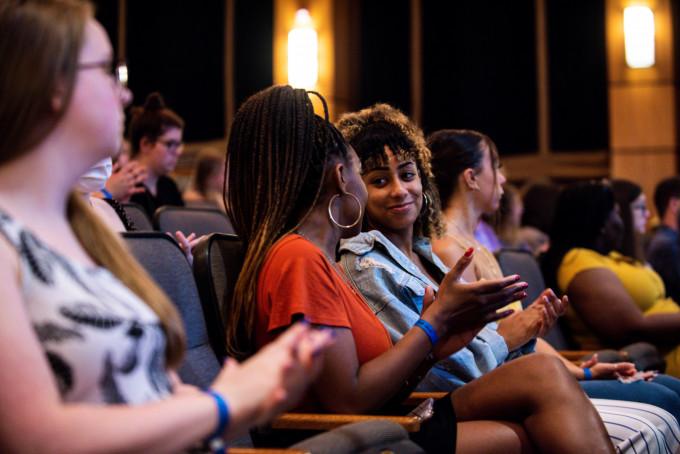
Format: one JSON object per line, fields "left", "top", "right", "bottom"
{"left": 255, "top": 234, "right": 393, "bottom": 367}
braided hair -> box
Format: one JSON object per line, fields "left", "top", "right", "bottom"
{"left": 225, "top": 85, "right": 348, "bottom": 357}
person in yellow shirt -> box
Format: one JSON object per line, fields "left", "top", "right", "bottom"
{"left": 543, "top": 180, "right": 680, "bottom": 377}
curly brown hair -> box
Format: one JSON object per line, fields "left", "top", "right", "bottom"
{"left": 336, "top": 103, "right": 445, "bottom": 239}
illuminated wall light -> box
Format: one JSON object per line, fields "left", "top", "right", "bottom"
{"left": 623, "top": 6, "right": 655, "bottom": 68}
{"left": 288, "top": 9, "right": 318, "bottom": 89}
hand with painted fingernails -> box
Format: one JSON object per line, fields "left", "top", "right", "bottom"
{"left": 421, "top": 247, "right": 528, "bottom": 343}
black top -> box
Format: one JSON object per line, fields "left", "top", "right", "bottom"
{"left": 129, "top": 175, "right": 184, "bottom": 219}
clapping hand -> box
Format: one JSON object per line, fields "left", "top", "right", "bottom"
{"left": 580, "top": 353, "right": 656, "bottom": 380}
{"left": 105, "top": 161, "right": 147, "bottom": 201}
{"left": 421, "top": 248, "right": 527, "bottom": 358}
{"left": 211, "top": 322, "right": 334, "bottom": 436}
{"left": 497, "top": 289, "right": 568, "bottom": 350}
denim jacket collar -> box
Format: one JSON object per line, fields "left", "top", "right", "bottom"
{"left": 339, "top": 230, "right": 448, "bottom": 288}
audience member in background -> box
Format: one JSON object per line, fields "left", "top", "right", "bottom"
{"left": 543, "top": 181, "right": 680, "bottom": 377}
{"left": 493, "top": 184, "right": 549, "bottom": 255}
{"left": 521, "top": 182, "right": 560, "bottom": 234}
{"left": 473, "top": 214, "right": 502, "bottom": 253}
{"left": 184, "top": 148, "right": 227, "bottom": 212}
{"left": 426, "top": 129, "right": 680, "bottom": 420}
{"left": 103, "top": 159, "right": 146, "bottom": 202}
{"left": 647, "top": 176, "right": 680, "bottom": 305}
{"left": 128, "top": 92, "right": 185, "bottom": 218}
{"left": 75, "top": 157, "right": 129, "bottom": 231}
{"left": 611, "top": 179, "right": 650, "bottom": 262}
{"left": 495, "top": 184, "right": 522, "bottom": 248}
{"left": 0, "top": 2, "right": 333, "bottom": 452}
{"left": 226, "top": 85, "right": 613, "bottom": 453}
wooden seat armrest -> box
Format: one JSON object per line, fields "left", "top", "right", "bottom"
{"left": 230, "top": 449, "right": 308, "bottom": 454}
{"left": 272, "top": 413, "right": 422, "bottom": 432}
{"left": 559, "top": 350, "right": 594, "bottom": 362}
{"left": 402, "top": 392, "right": 448, "bottom": 406}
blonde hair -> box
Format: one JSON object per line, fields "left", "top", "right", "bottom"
{"left": 0, "top": 0, "right": 185, "bottom": 367}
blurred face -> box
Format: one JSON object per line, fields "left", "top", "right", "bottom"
{"left": 146, "top": 127, "right": 183, "bottom": 176}
{"left": 510, "top": 191, "right": 524, "bottom": 227}
{"left": 363, "top": 146, "right": 422, "bottom": 237}
{"left": 338, "top": 147, "right": 368, "bottom": 239}
{"left": 630, "top": 193, "right": 650, "bottom": 234}
{"left": 64, "top": 19, "right": 131, "bottom": 162}
{"left": 473, "top": 142, "right": 506, "bottom": 214}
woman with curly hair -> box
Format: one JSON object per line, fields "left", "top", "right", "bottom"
{"left": 337, "top": 105, "right": 560, "bottom": 389}
{"left": 226, "top": 88, "right": 616, "bottom": 453}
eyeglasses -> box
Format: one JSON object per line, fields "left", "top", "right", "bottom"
{"left": 632, "top": 203, "right": 649, "bottom": 212}
{"left": 157, "top": 139, "right": 184, "bottom": 150}
{"left": 77, "top": 60, "right": 128, "bottom": 88}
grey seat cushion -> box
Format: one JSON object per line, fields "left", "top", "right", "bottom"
{"left": 290, "top": 420, "right": 423, "bottom": 454}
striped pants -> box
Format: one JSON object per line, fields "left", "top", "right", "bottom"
{"left": 592, "top": 399, "right": 680, "bottom": 454}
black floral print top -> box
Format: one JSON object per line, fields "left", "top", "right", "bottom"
{"left": 0, "top": 209, "right": 171, "bottom": 404}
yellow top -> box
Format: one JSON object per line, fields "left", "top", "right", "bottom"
{"left": 557, "top": 247, "right": 678, "bottom": 349}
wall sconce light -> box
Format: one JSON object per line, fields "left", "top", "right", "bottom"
{"left": 288, "top": 9, "right": 318, "bottom": 89}
{"left": 623, "top": 5, "right": 655, "bottom": 68}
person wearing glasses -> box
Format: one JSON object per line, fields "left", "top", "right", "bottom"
{"left": 0, "top": 1, "right": 334, "bottom": 452}
{"left": 128, "top": 92, "right": 186, "bottom": 218}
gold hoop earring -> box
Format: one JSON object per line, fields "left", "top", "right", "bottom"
{"left": 328, "top": 192, "right": 363, "bottom": 229}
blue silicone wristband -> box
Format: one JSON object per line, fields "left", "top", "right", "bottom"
{"left": 414, "top": 319, "right": 439, "bottom": 346}
{"left": 583, "top": 367, "right": 593, "bottom": 380}
{"left": 205, "top": 389, "right": 229, "bottom": 454}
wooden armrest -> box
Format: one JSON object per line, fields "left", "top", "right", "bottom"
{"left": 272, "top": 413, "right": 422, "bottom": 432}
{"left": 559, "top": 350, "right": 593, "bottom": 361}
{"left": 402, "top": 392, "right": 448, "bottom": 406}
{"left": 230, "top": 449, "right": 308, "bottom": 454}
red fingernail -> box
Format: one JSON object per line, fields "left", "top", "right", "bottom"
{"left": 464, "top": 247, "right": 474, "bottom": 257}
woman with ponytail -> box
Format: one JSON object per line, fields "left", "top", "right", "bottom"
{"left": 0, "top": 1, "right": 331, "bottom": 452}
{"left": 128, "top": 92, "right": 185, "bottom": 217}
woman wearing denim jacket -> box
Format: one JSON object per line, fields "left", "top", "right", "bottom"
{"left": 336, "top": 104, "right": 680, "bottom": 452}
{"left": 336, "top": 104, "right": 559, "bottom": 391}
{"left": 340, "top": 229, "right": 537, "bottom": 390}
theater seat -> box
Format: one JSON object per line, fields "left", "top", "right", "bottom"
{"left": 154, "top": 206, "right": 234, "bottom": 237}
{"left": 123, "top": 231, "right": 426, "bottom": 450}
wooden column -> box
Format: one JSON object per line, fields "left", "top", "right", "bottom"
{"left": 607, "top": 0, "right": 677, "bottom": 217}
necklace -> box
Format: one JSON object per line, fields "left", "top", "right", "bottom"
{"left": 445, "top": 220, "right": 503, "bottom": 280}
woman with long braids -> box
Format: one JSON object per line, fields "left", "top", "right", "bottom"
{"left": 0, "top": 2, "right": 333, "bottom": 452}
{"left": 226, "top": 85, "right": 613, "bottom": 453}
